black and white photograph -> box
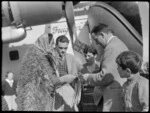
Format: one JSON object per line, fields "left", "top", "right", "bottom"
{"left": 1, "top": 1, "right": 149, "bottom": 112}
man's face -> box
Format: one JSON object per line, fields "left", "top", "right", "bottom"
{"left": 91, "top": 33, "right": 106, "bottom": 48}
{"left": 85, "top": 52, "right": 96, "bottom": 65}
{"left": 56, "top": 42, "right": 69, "bottom": 58}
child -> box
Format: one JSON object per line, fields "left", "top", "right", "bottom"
{"left": 116, "top": 51, "right": 149, "bottom": 112}
{"left": 2, "top": 71, "right": 18, "bottom": 111}
{"left": 78, "top": 46, "right": 100, "bottom": 111}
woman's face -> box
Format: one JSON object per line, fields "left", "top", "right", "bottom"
{"left": 48, "top": 38, "right": 55, "bottom": 52}
{"left": 7, "top": 72, "right": 14, "bottom": 80}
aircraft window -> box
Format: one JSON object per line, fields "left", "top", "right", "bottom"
{"left": 9, "top": 50, "right": 19, "bottom": 61}
{"left": 106, "top": 2, "right": 142, "bottom": 36}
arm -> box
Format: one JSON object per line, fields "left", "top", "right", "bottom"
{"left": 138, "top": 79, "right": 149, "bottom": 112}
{"left": 37, "top": 53, "right": 61, "bottom": 88}
{"left": 87, "top": 71, "right": 114, "bottom": 86}
{"left": 84, "top": 47, "right": 116, "bottom": 86}
{"left": 13, "top": 80, "right": 17, "bottom": 96}
{"left": 37, "top": 50, "right": 78, "bottom": 88}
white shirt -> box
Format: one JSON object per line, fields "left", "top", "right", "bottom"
{"left": 5, "top": 79, "right": 14, "bottom": 87}
{"left": 107, "top": 35, "right": 115, "bottom": 44}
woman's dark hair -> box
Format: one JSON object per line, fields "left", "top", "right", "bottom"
{"left": 83, "top": 45, "right": 98, "bottom": 56}
{"left": 5, "top": 70, "right": 13, "bottom": 78}
{"left": 48, "top": 33, "right": 53, "bottom": 44}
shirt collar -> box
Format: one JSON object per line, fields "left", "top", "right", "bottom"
{"left": 54, "top": 48, "right": 64, "bottom": 60}
{"left": 127, "top": 73, "right": 140, "bottom": 83}
{"left": 5, "top": 79, "right": 14, "bottom": 83}
{"left": 107, "top": 35, "right": 115, "bottom": 44}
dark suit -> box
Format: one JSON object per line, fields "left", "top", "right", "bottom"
{"left": 87, "top": 36, "right": 128, "bottom": 111}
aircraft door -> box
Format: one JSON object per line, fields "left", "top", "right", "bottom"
{"left": 87, "top": 2, "right": 143, "bottom": 56}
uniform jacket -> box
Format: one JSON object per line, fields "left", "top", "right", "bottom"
{"left": 88, "top": 36, "right": 129, "bottom": 111}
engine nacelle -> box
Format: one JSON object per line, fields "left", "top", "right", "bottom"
{"left": 2, "top": 27, "right": 26, "bottom": 44}
{"left": 2, "top": 1, "right": 64, "bottom": 43}
{"left": 2, "top": 1, "right": 64, "bottom": 27}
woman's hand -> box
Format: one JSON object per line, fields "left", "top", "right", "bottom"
{"left": 59, "top": 74, "right": 77, "bottom": 84}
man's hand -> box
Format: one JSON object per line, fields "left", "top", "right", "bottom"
{"left": 59, "top": 74, "right": 77, "bottom": 84}
{"left": 78, "top": 73, "right": 89, "bottom": 83}
{"left": 82, "top": 73, "right": 90, "bottom": 81}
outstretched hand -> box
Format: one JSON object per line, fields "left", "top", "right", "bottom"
{"left": 77, "top": 72, "right": 84, "bottom": 84}
{"left": 77, "top": 72, "right": 89, "bottom": 84}
{"left": 59, "top": 74, "right": 77, "bottom": 84}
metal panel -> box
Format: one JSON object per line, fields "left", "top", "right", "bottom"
{"left": 11, "top": 2, "right": 63, "bottom": 27}
{"left": 87, "top": 2, "right": 142, "bottom": 56}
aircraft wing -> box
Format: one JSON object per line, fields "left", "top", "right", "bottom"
{"left": 2, "top": 1, "right": 79, "bottom": 44}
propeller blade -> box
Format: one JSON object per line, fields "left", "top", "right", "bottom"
{"left": 65, "top": 1, "right": 78, "bottom": 49}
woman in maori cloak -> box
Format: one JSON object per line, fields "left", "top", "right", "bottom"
{"left": 16, "top": 33, "right": 61, "bottom": 111}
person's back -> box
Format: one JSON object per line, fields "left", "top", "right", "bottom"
{"left": 99, "top": 36, "right": 128, "bottom": 111}
{"left": 104, "top": 36, "right": 128, "bottom": 85}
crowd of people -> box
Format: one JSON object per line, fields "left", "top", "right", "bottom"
{"left": 2, "top": 23, "right": 149, "bottom": 112}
